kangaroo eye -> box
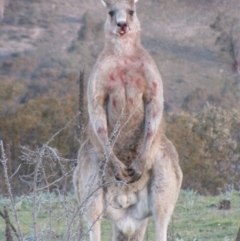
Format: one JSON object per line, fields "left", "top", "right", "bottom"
{"left": 109, "top": 11, "right": 115, "bottom": 17}
{"left": 129, "top": 10, "right": 134, "bottom": 16}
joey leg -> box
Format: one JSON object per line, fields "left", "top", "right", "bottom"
{"left": 128, "top": 157, "right": 146, "bottom": 183}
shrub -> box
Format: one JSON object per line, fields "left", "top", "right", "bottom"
{"left": 166, "top": 105, "right": 240, "bottom": 194}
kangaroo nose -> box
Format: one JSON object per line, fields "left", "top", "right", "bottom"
{"left": 117, "top": 22, "right": 127, "bottom": 28}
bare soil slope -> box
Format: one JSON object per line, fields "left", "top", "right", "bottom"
{"left": 0, "top": 0, "right": 240, "bottom": 111}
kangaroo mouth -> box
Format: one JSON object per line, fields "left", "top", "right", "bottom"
{"left": 119, "top": 25, "right": 129, "bottom": 35}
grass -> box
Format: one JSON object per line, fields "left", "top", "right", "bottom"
{"left": 0, "top": 189, "right": 239, "bottom": 241}
{"left": 171, "top": 189, "right": 240, "bottom": 241}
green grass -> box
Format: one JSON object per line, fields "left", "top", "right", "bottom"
{"left": 0, "top": 190, "right": 239, "bottom": 240}
{"left": 171, "top": 190, "right": 240, "bottom": 241}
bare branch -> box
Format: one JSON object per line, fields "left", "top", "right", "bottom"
{"left": 0, "top": 208, "right": 19, "bottom": 240}
{"left": 78, "top": 70, "right": 85, "bottom": 142}
{"left": 0, "top": 140, "right": 24, "bottom": 241}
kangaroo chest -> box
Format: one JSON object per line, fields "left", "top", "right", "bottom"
{"left": 105, "top": 59, "right": 146, "bottom": 126}
{"left": 106, "top": 58, "right": 145, "bottom": 106}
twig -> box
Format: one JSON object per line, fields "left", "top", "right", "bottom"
{"left": 46, "top": 114, "right": 79, "bottom": 146}
{"left": 0, "top": 208, "right": 19, "bottom": 240}
{"left": 78, "top": 70, "right": 85, "bottom": 142}
{"left": 9, "top": 164, "right": 22, "bottom": 180}
{"left": 0, "top": 140, "right": 24, "bottom": 241}
{"left": 32, "top": 153, "right": 42, "bottom": 240}
{"left": 36, "top": 166, "right": 75, "bottom": 192}
{"left": 4, "top": 206, "right": 13, "bottom": 241}
{"left": 63, "top": 179, "right": 117, "bottom": 241}
{"left": 41, "top": 159, "right": 53, "bottom": 240}
{"left": 236, "top": 227, "right": 240, "bottom": 241}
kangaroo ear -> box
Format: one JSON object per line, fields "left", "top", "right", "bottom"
{"left": 100, "top": 0, "right": 110, "bottom": 7}
{"left": 130, "top": 0, "right": 138, "bottom": 4}
{"left": 100, "top": 0, "right": 107, "bottom": 7}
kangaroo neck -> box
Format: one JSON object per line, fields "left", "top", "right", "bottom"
{"left": 104, "top": 31, "right": 141, "bottom": 57}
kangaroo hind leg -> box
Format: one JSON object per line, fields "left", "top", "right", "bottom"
{"left": 151, "top": 136, "right": 182, "bottom": 241}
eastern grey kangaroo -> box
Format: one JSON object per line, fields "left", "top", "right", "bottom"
{"left": 73, "top": 0, "right": 182, "bottom": 240}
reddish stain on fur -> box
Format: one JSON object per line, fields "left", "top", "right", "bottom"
{"left": 118, "top": 69, "right": 126, "bottom": 84}
{"left": 135, "top": 78, "right": 142, "bottom": 87}
{"left": 112, "top": 98, "right": 117, "bottom": 108}
{"left": 153, "top": 82, "right": 158, "bottom": 89}
{"left": 147, "top": 131, "right": 154, "bottom": 139}
{"left": 107, "top": 85, "right": 114, "bottom": 93}
{"left": 152, "top": 82, "right": 158, "bottom": 95}
{"left": 128, "top": 97, "right": 134, "bottom": 105}
{"left": 107, "top": 31, "right": 114, "bottom": 36}
{"left": 97, "top": 127, "right": 106, "bottom": 134}
{"left": 152, "top": 111, "right": 157, "bottom": 118}
{"left": 109, "top": 73, "right": 115, "bottom": 82}
{"left": 133, "top": 115, "right": 139, "bottom": 121}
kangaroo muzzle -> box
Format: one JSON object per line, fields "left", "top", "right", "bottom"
{"left": 117, "top": 21, "right": 129, "bottom": 35}
{"left": 116, "top": 10, "right": 129, "bottom": 35}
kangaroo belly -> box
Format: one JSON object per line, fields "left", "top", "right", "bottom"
{"left": 107, "top": 92, "right": 145, "bottom": 165}
{"left": 113, "top": 121, "right": 144, "bottom": 166}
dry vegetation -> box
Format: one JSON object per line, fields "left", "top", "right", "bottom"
{"left": 0, "top": 0, "right": 240, "bottom": 193}
{"left": 1, "top": 133, "right": 240, "bottom": 241}
{"left": 166, "top": 105, "right": 240, "bottom": 194}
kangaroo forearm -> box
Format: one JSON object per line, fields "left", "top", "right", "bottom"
{"left": 140, "top": 103, "right": 162, "bottom": 157}
{"left": 92, "top": 118, "right": 113, "bottom": 156}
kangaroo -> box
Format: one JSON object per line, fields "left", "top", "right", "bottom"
{"left": 73, "top": 0, "right": 182, "bottom": 240}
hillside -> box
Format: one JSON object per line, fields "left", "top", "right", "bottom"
{"left": 0, "top": 0, "right": 240, "bottom": 111}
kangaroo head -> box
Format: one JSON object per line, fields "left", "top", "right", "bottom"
{"left": 101, "top": 0, "right": 140, "bottom": 37}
